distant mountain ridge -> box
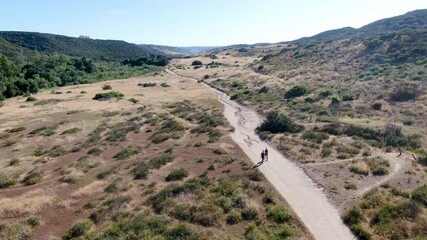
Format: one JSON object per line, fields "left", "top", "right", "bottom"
{"left": 0, "top": 31, "right": 162, "bottom": 61}
{"left": 294, "top": 9, "right": 427, "bottom": 43}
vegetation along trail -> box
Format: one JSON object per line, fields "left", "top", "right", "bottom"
{"left": 169, "top": 69, "right": 355, "bottom": 240}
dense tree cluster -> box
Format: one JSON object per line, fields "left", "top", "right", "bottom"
{"left": 0, "top": 53, "right": 154, "bottom": 100}
{"left": 122, "top": 54, "right": 170, "bottom": 67}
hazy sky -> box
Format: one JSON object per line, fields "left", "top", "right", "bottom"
{"left": 1, "top": 0, "right": 426, "bottom": 46}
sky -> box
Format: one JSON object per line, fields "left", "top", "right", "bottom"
{"left": 1, "top": 0, "right": 426, "bottom": 46}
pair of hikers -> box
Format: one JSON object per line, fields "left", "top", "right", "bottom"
{"left": 261, "top": 148, "right": 268, "bottom": 163}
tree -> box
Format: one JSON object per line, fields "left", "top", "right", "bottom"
{"left": 0, "top": 54, "right": 15, "bottom": 97}
{"left": 383, "top": 122, "right": 406, "bottom": 147}
{"left": 191, "top": 60, "right": 203, "bottom": 66}
{"left": 257, "top": 111, "right": 304, "bottom": 133}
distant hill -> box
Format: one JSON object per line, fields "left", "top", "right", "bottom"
{"left": 0, "top": 31, "right": 162, "bottom": 61}
{"left": 141, "top": 44, "right": 218, "bottom": 56}
{"left": 294, "top": 9, "right": 427, "bottom": 43}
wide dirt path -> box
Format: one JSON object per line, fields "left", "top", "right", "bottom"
{"left": 215, "top": 90, "right": 355, "bottom": 240}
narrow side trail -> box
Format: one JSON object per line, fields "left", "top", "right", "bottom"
{"left": 169, "top": 70, "right": 355, "bottom": 240}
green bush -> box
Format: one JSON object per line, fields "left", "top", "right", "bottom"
{"left": 349, "top": 224, "right": 372, "bottom": 240}
{"left": 367, "top": 157, "right": 390, "bottom": 176}
{"left": 247, "top": 169, "right": 263, "bottom": 181}
{"left": 319, "top": 89, "right": 333, "bottom": 97}
{"left": 113, "top": 145, "right": 141, "bottom": 160}
{"left": 343, "top": 206, "right": 363, "bottom": 225}
{"left": 284, "top": 85, "right": 308, "bottom": 98}
{"left": 412, "top": 185, "right": 427, "bottom": 206}
{"left": 0, "top": 173, "right": 16, "bottom": 188}
{"left": 63, "top": 219, "right": 91, "bottom": 240}
{"left": 92, "top": 91, "right": 124, "bottom": 100}
{"left": 191, "top": 60, "right": 202, "bottom": 66}
{"left": 129, "top": 98, "right": 139, "bottom": 104}
{"left": 257, "top": 111, "right": 304, "bottom": 134}
{"left": 140, "top": 82, "right": 157, "bottom": 87}
{"left": 266, "top": 205, "right": 292, "bottom": 223}
{"left": 301, "top": 131, "right": 329, "bottom": 143}
{"left": 165, "top": 168, "right": 188, "bottom": 181}
{"left": 372, "top": 102, "right": 382, "bottom": 110}
{"left": 389, "top": 84, "right": 420, "bottom": 102}
{"left": 342, "top": 95, "right": 354, "bottom": 101}
{"left": 22, "top": 168, "right": 44, "bottom": 185}
{"left": 26, "top": 96, "right": 37, "bottom": 102}
{"left": 102, "top": 84, "right": 112, "bottom": 90}
{"left": 226, "top": 210, "right": 242, "bottom": 225}
{"left": 167, "top": 223, "right": 200, "bottom": 240}
{"left": 241, "top": 206, "right": 258, "bottom": 220}
{"left": 160, "top": 83, "right": 170, "bottom": 88}
{"left": 7, "top": 126, "right": 26, "bottom": 133}
{"left": 60, "top": 127, "right": 81, "bottom": 135}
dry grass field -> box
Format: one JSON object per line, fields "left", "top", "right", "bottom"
{"left": 0, "top": 71, "right": 311, "bottom": 239}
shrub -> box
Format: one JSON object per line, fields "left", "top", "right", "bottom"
{"left": 349, "top": 224, "right": 372, "bottom": 240}
{"left": 247, "top": 169, "right": 263, "bottom": 181}
{"left": 366, "top": 157, "right": 390, "bottom": 175}
{"left": 191, "top": 60, "right": 202, "bottom": 66}
{"left": 92, "top": 91, "right": 124, "bottom": 100}
{"left": 35, "top": 98, "right": 62, "bottom": 105}
{"left": 266, "top": 205, "right": 292, "bottom": 223}
{"left": 96, "top": 166, "right": 117, "bottom": 179}
{"left": 129, "top": 98, "right": 138, "bottom": 104}
{"left": 141, "top": 82, "right": 156, "bottom": 87}
{"left": 190, "top": 203, "right": 222, "bottom": 226}
{"left": 160, "top": 83, "right": 170, "bottom": 87}
{"left": 63, "top": 220, "right": 91, "bottom": 240}
{"left": 319, "top": 89, "right": 333, "bottom": 97}
{"left": 284, "top": 85, "right": 308, "bottom": 98}
{"left": 321, "top": 147, "right": 332, "bottom": 157}
{"left": 226, "top": 210, "right": 242, "bottom": 225}
{"left": 345, "top": 181, "right": 358, "bottom": 190}
{"left": 301, "top": 131, "right": 329, "bottom": 143}
{"left": 343, "top": 206, "right": 363, "bottom": 225}
{"left": 241, "top": 206, "right": 258, "bottom": 220}
{"left": 60, "top": 127, "right": 81, "bottom": 135}
{"left": 331, "top": 96, "right": 341, "bottom": 105}
{"left": 165, "top": 168, "right": 188, "bottom": 181}
{"left": 0, "top": 173, "right": 16, "bottom": 188}
{"left": 389, "top": 84, "right": 420, "bottom": 102}
{"left": 47, "top": 145, "right": 67, "bottom": 157}
{"left": 167, "top": 223, "right": 200, "bottom": 240}
{"left": 102, "top": 84, "right": 112, "bottom": 90}
{"left": 245, "top": 223, "right": 268, "bottom": 240}
{"left": 262, "top": 191, "right": 275, "bottom": 204}
{"left": 22, "top": 168, "right": 44, "bottom": 186}
{"left": 26, "top": 96, "right": 37, "bottom": 102}
{"left": 257, "top": 111, "right": 304, "bottom": 134}
{"left": 372, "top": 102, "right": 382, "bottom": 110}
{"left": 88, "top": 147, "right": 102, "bottom": 156}
{"left": 113, "top": 145, "right": 141, "bottom": 160}
{"left": 412, "top": 185, "right": 427, "bottom": 206}
{"left": 7, "top": 126, "right": 26, "bottom": 133}
{"left": 342, "top": 95, "right": 354, "bottom": 101}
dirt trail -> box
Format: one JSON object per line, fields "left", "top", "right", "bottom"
{"left": 168, "top": 69, "right": 355, "bottom": 240}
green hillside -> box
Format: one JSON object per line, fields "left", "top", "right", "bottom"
{"left": 0, "top": 32, "right": 171, "bottom": 101}
{"left": 0, "top": 31, "right": 161, "bottom": 61}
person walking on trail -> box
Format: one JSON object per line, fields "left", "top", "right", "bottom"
{"left": 261, "top": 150, "right": 265, "bottom": 163}
{"left": 264, "top": 148, "right": 268, "bottom": 161}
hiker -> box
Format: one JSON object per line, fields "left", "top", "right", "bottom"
{"left": 264, "top": 148, "right": 268, "bottom": 161}
{"left": 261, "top": 150, "right": 265, "bottom": 163}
